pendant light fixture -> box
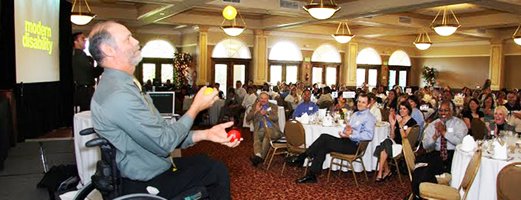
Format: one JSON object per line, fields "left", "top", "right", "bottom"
{"left": 221, "top": 6, "right": 246, "bottom": 36}
{"left": 413, "top": 32, "right": 433, "bottom": 50}
{"left": 332, "top": 21, "right": 354, "bottom": 43}
{"left": 70, "top": 0, "right": 96, "bottom": 25}
{"left": 430, "top": 6, "right": 460, "bottom": 36}
{"left": 303, "top": 0, "right": 341, "bottom": 20}
{"left": 513, "top": 24, "right": 521, "bottom": 45}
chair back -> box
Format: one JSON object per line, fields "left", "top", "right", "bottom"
{"left": 470, "top": 118, "right": 487, "bottom": 140}
{"left": 415, "top": 122, "right": 429, "bottom": 151}
{"left": 406, "top": 125, "right": 421, "bottom": 148}
{"left": 401, "top": 138, "right": 416, "bottom": 181}
{"left": 284, "top": 119, "right": 306, "bottom": 153}
{"left": 261, "top": 117, "right": 276, "bottom": 144}
{"left": 497, "top": 162, "right": 521, "bottom": 200}
{"left": 381, "top": 108, "right": 390, "bottom": 122}
{"left": 459, "top": 149, "right": 482, "bottom": 200}
{"left": 354, "top": 140, "right": 370, "bottom": 158}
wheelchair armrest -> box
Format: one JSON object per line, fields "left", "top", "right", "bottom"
{"left": 80, "top": 128, "right": 96, "bottom": 136}
{"left": 86, "top": 138, "right": 110, "bottom": 147}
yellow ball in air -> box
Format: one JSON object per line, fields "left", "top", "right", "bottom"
{"left": 222, "top": 5, "right": 237, "bottom": 20}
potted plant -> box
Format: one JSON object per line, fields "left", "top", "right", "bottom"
{"left": 422, "top": 66, "right": 438, "bottom": 87}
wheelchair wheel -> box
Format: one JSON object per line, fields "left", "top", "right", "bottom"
{"left": 113, "top": 194, "right": 167, "bottom": 200}
{"left": 73, "top": 182, "right": 96, "bottom": 200}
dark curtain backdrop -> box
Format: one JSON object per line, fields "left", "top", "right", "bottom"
{"left": 0, "top": 0, "right": 73, "bottom": 140}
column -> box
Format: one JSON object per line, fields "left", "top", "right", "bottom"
{"left": 253, "top": 30, "right": 268, "bottom": 85}
{"left": 489, "top": 40, "right": 504, "bottom": 90}
{"left": 345, "top": 41, "right": 358, "bottom": 87}
{"left": 197, "top": 26, "right": 209, "bottom": 85}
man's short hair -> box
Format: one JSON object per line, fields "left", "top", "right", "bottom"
{"left": 440, "top": 100, "right": 454, "bottom": 111}
{"left": 236, "top": 80, "right": 242, "bottom": 84}
{"left": 358, "top": 93, "right": 371, "bottom": 102}
{"left": 72, "top": 32, "right": 83, "bottom": 44}
{"left": 88, "top": 21, "right": 118, "bottom": 64}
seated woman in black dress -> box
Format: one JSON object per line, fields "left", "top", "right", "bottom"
{"left": 462, "top": 98, "right": 485, "bottom": 136}
{"left": 373, "top": 101, "right": 417, "bottom": 182}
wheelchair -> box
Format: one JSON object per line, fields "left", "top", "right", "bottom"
{"left": 73, "top": 128, "right": 207, "bottom": 200}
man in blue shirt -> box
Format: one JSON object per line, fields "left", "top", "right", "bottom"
{"left": 288, "top": 93, "right": 376, "bottom": 183}
{"left": 88, "top": 21, "right": 241, "bottom": 199}
{"left": 291, "top": 90, "right": 319, "bottom": 118}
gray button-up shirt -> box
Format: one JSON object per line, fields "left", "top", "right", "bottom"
{"left": 422, "top": 117, "right": 467, "bottom": 151}
{"left": 91, "top": 68, "right": 195, "bottom": 181}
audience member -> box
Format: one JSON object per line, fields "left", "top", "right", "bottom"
{"left": 317, "top": 86, "right": 333, "bottom": 108}
{"left": 214, "top": 83, "right": 224, "bottom": 99}
{"left": 384, "top": 90, "right": 397, "bottom": 110}
{"left": 367, "top": 93, "right": 382, "bottom": 122}
{"left": 235, "top": 81, "right": 247, "bottom": 105}
{"left": 462, "top": 98, "right": 485, "bottom": 136}
{"left": 287, "top": 93, "right": 376, "bottom": 183}
{"left": 488, "top": 106, "right": 521, "bottom": 135}
{"left": 72, "top": 32, "right": 103, "bottom": 111}
{"left": 246, "top": 92, "right": 282, "bottom": 167}
{"left": 374, "top": 101, "right": 416, "bottom": 182}
{"left": 218, "top": 88, "right": 241, "bottom": 124}
{"left": 284, "top": 87, "right": 301, "bottom": 109}
{"left": 291, "top": 90, "right": 319, "bottom": 118}
{"left": 481, "top": 93, "right": 495, "bottom": 123}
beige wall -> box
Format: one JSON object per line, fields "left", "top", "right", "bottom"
{"left": 504, "top": 55, "right": 521, "bottom": 89}
{"left": 415, "top": 56, "right": 490, "bottom": 89}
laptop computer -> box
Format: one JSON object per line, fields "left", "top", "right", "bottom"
{"left": 147, "top": 91, "right": 177, "bottom": 119}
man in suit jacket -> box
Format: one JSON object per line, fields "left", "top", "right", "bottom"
{"left": 246, "top": 92, "right": 282, "bottom": 167}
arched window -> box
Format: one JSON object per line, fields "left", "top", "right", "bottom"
{"left": 268, "top": 41, "right": 302, "bottom": 85}
{"left": 356, "top": 48, "right": 382, "bottom": 65}
{"left": 356, "top": 48, "right": 381, "bottom": 88}
{"left": 388, "top": 50, "right": 411, "bottom": 90}
{"left": 311, "top": 44, "right": 341, "bottom": 86}
{"left": 140, "top": 40, "right": 176, "bottom": 83}
{"left": 212, "top": 38, "right": 251, "bottom": 59}
{"left": 311, "top": 44, "right": 341, "bottom": 63}
{"left": 388, "top": 50, "right": 411, "bottom": 66}
{"left": 141, "top": 40, "right": 176, "bottom": 58}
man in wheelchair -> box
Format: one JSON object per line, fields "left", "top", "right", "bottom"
{"left": 85, "top": 21, "right": 242, "bottom": 200}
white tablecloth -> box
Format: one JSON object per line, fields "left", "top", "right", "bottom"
{"left": 73, "top": 111, "right": 100, "bottom": 187}
{"left": 450, "top": 144, "right": 521, "bottom": 200}
{"left": 247, "top": 106, "right": 286, "bottom": 132}
{"left": 302, "top": 122, "right": 390, "bottom": 172}
{"left": 209, "top": 99, "right": 225, "bottom": 125}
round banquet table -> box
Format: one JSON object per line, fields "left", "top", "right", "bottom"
{"left": 302, "top": 122, "right": 390, "bottom": 172}
{"left": 450, "top": 144, "right": 521, "bottom": 200}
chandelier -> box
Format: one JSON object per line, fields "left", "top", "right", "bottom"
{"left": 413, "top": 32, "right": 433, "bottom": 50}
{"left": 221, "top": 6, "right": 246, "bottom": 36}
{"left": 332, "top": 21, "right": 354, "bottom": 43}
{"left": 430, "top": 6, "right": 460, "bottom": 36}
{"left": 70, "top": 0, "right": 96, "bottom": 25}
{"left": 303, "top": 0, "right": 341, "bottom": 20}
{"left": 513, "top": 24, "right": 521, "bottom": 45}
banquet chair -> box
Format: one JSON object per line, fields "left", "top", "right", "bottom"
{"left": 419, "top": 148, "right": 482, "bottom": 200}
{"left": 381, "top": 108, "right": 390, "bottom": 122}
{"left": 327, "top": 140, "right": 370, "bottom": 187}
{"left": 74, "top": 128, "right": 207, "bottom": 200}
{"left": 262, "top": 118, "right": 288, "bottom": 171}
{"left": 281, "top": 119, "right": 309, "bottom": 175}
{"left": 470, "top": 118, "right": 487, "bottom": 140}
{"left": 401, "top": 138, "right": 451, "bottom": 187}
{"left": 497, "top": 162, "right": 521, "bottom": 200}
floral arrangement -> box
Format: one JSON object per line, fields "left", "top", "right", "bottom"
{"left": 454, "top": 93, "right": 465, "bottom": 106}
{"left": 422, "top": 66, "right": 438, "bottom": 87}
{"left": 422, "top": 94, "right": 436, "bottom": 107}
{"left": 173, "top": 53, "right": 193, "bottom": 89}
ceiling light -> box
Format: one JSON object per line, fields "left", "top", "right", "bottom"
{"left": 332, "top": 21, "right": 354, "bottom": 43}
{"left": 221, "top": 7, "right": 246, "bottom": 37}
{"left": 303, "top": 0, "right": 341, "bottom": 20}
{"left": 513, "top": 24, "right": 521, "bottom": 45}
{"left": 413, "top": 32, "right": 432, "bottom": 50}
{"left": 430, "top": 6, "right": 460, "bottom": 36}
{"left": 70, "top": 0, "right": 96, "bottom": 25}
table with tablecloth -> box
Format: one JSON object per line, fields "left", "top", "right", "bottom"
{"left": 73, "top": 111, "right": 100, "bottom": 187}
{"left": 183, "top": 97, "right": 225, "bottom": 125}
{"left": 450, "top": 144, "right": 521, "bottom": 200}
{"left": 246, "top": 106, "right": 286, "bottom": 132}
{"left": 302, "top": 122, "right": 391, "bottom": 172}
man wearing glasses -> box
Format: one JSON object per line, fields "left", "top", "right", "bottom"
{"left": 411, "top": 101, "right": 467, "bottom": 199}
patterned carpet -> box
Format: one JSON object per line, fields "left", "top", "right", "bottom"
{"left": 182, "top": 127, "right": 412, "bottom": 199}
